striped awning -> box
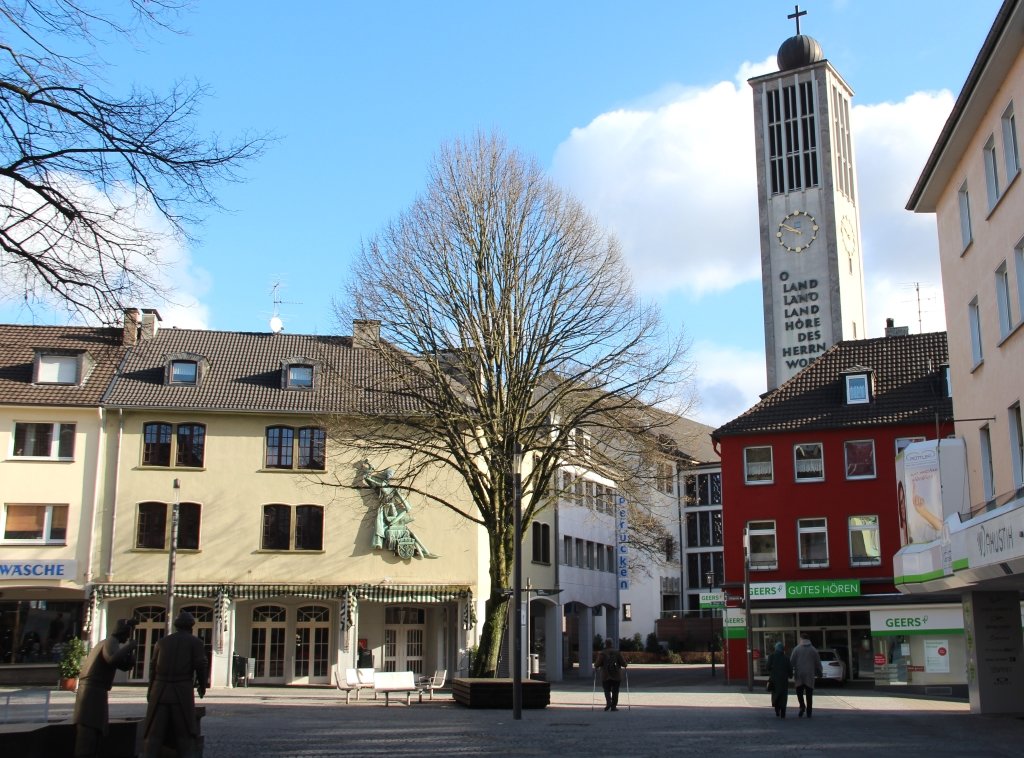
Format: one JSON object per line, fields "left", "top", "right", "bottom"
{"left": 92, "top": 583, "right": 222, "bottom": 599}
{"left": 349, "top": 584, "right": 472, "bottom": 604}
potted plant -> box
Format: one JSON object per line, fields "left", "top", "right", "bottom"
{"left": 58, "top": 637, "right": 88, "bottom": 691}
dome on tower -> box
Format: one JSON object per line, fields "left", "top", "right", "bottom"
{"left": 777, "top": 34, "right": 823, "bottom": 71}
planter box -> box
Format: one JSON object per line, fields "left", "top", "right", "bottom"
{"left": 452, "top": 678, "right": 550, "bottom": 709}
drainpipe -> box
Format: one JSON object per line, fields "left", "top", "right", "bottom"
{"left": 104, "top": 409, "right": 124, "bottom": 580}
{"left": 84, "top": 407, "right": 106, "bottom": 583}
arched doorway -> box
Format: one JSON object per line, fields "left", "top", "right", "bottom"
{"left": 129, "top": 605, "right": 166, "bottom": 682}
{"left": 383, "top": 606, "right": 425, "bottom": 675}
{"left": 293, "top": 605, "right": 330, "bottom": 684}
{"left": 180, "top": 604, "right": 214, "bottom": 687}
{"left": 250, "top": 605, "right": 286, "bottom": 683}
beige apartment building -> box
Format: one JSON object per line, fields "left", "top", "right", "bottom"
{"left": 902, "top": 0, "right": 1024, "bottom": 714}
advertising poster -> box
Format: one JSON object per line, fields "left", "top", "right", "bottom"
{"left": 897, "top": 445, "right": 943, "bottom": 544}
{"left": 924, "top": 640, "right": 950, "bottom": 673}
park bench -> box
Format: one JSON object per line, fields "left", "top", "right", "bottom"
{"left": 373, "top": 671, "right": 419, "bottom": 706}
{"left": 417, "top": 669, "right": 447, "bottom": 700}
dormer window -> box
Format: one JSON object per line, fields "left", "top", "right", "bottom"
{"left": 171, "top": 360, "right": 198, "bottom": 385}
{"left": 288, "top": 365, "right": 313, "bottom": 388}
{"left": 281, "top": 357, "right": 318, "bottom": 390}
{"left": 34, "top": 350, "right": 90, "bottom": 385}
{"left": 164, "top": 353, "right": 207, "bottom": 387}
{"left": 843, "top": 368, "right": 873, "bottom": 405}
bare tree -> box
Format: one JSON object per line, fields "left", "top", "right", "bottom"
{"left": 0, "top": 1, "right": 265, "bottom": 321}
{"left": 333, "top": 132, "right": 695, "bottom": 676}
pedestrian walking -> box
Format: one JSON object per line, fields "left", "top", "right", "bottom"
{"left": 143, "top": 611, "right": 208, "bottom": 758}
{"left": 790, "top": 633, "right": 822, "bottom": 718}
{"left": 767, "top": 641, "right": 793, "bottom": 718}
{"left": 72, "top": 618, "right": 138, "bottom": 758}
{"left": 594, "top": 638, "right": 627, "bottom": 711}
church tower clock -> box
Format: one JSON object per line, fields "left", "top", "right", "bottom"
{"left": 749, "top": 7, "right": 867, "bottom": 389}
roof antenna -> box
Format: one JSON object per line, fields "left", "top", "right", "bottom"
{"left": 268, "top": 280, "right": 301, "bottom": 334}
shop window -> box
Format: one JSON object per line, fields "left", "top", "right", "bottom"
{"left": 797, "top": 518, "right": 829, "bottom": 568}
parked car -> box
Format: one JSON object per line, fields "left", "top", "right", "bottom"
{"left": 817, "top": 649, "right": 846, "bottom": 684}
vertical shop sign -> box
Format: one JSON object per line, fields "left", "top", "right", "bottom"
{"left": 617, "top": 496, "right": 629, "bottom": 590}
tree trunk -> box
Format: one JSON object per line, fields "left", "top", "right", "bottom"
{"left": 471, "top": 524, "right": 514, "bottom": 677}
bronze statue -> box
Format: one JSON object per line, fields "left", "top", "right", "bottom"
{"left": 72, "top": 618, "right": 138, "bottom": 758}
{"left": 360, "top": 459, "right": 436, "bottom": 558}
{"left": 143, "top": 610, "right": 207, "bottom": 758}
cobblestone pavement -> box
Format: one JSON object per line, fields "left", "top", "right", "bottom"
{"left": 28, "top": 665, "right": 1024, "bottom": 757}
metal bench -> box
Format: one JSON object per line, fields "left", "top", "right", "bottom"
{"left": 332, "top": 665, "right": 376, "bottom": 703}
{"left": 373, "top": 671, "right": 419, "bottom": 706}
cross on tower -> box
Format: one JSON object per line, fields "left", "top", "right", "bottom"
{"left": 788, "top": 4, "right": 807, "bottom": 35}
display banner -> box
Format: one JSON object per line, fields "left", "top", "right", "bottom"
{"left": 617, "top": 496, "right": 629, "bottom": 591}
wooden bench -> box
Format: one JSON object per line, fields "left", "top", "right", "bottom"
{"left": 373, "top": 671, "right": 419, "bottom": 706}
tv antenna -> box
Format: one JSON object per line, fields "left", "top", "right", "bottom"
{"left": 268, "top": 280, "right": 302, "bottom": 333}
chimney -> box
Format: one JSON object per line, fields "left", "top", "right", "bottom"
{"left": 884, "top": 318, "right": 909, "bottom": 338}
{"left": 122, "top": 308, "right": 141, "bottom": 346}
{"left": 140, "top": 308, "right": 162, "bottom": 341}
{"left": 352, "top": 319, "right": 380, "bottom": 349}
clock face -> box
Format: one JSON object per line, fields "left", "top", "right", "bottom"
{"left": 776, "top": 211, "right": 818, "bottom": 253}
{"left": 840, "top": 216, "right": 857, "bottom": 254}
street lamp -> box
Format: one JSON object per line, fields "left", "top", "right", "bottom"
{"left": 511, "top": 444, "right": 523, "bottom": 721}
{"left": 165, "top": 478, "right": 181, "bottom": 634}
{"left": 743, "top": 526, "right": 753, "bottom": 692}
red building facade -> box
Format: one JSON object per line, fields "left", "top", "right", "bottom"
{"left": 713, "top": 331, "right": 956, "bottom": 685}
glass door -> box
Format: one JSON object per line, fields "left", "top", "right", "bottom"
{"left": 250, "top": 605, "right": 287, "bottom": 683}
{"left": 129, "top": 605, "right": 166, "bottom": 682}
{"left": 293, "top": 605, "right": 330, "bottom": 684}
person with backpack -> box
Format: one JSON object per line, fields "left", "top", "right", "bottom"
{"left": 594, "top": 638, "right": 627, "bottom": 711}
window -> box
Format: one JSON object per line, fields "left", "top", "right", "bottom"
{"left": 261, "top": 504, "right": 323, "bottom": 551}
{"left": 1009, "top": 403, "right": 1024, "bottom": 490}
{"left": 35, "top": 353, "right": 79, "bottom": 384}
{"left": 686, "top": 511, "right": 723, "bottom": 548}
{"left": 141, "top": 422, "right": 206, "bottom": 467}
{"left": 984, "top": 135, "right": 1002, "bottom": 208}
{"left": 845, "top": 374, "right": 869, "bottom": 404}
{"left": 958, "top": 183, "right": 972, "bottom": 249}
{"left": 980, "top": 426, "right": 995, "bottom": 502}
{"left": 1016, "top": 243, "right": 1024, "bottom": 320}
{"left": 575, "top": 538, "right": 584, "bottom": 568}
{"left": 969, "top": 297, "right": 984, "bottom": 366}
{"left": 606, "top": 545, "right": 615, "bottom": 573}
{"left": 622, "top": 603, "right": 632, "bottom": 621}
{"left": 656, "top": 460, "right": 675, "bottom": 495}
{"left": 135, "top": 501, "right": 201, "bottom": 550}
{"left": 765, "top": 80, "right": 819, "bottom": 194}
{"left": 687, "top": 551, "right": 724, "bottom": 589}
{"left": 265, "top": 426, "right": 325, "bottom": 470}
{"left": 1002, "top": 103, "right": 1020, "bottom": 178}
{"left": 170, "top": 360, "right": 198, "bottom": 385}
{"left": 287, "top": 364, "right": 313, "bottom": 388}
{"left": 586, "top": 541, "right": 595, "bottom": 569}
{"left": 797, "top": 518, "right": 828, "bottom": 568}
{"left": 531, "top": 522, "right": 550, "bottom": 564}
{"left": 684, "top": 472, "right": 722, "bottom": 506}
{"left": 794, "top": 443, "right": 824, "bottom": 481}
{"left": 744, "top": 446, "right": 773, "bottom": 484}
{"left": 844, "top": 440, "right": 876, "bottom": 479}
{"left": 11, "top": 422, "right": 75, "bottom": 459}
{"left": 562, "top": 535, "right": 573, "bottom": 566}
{"left": 849, "top": 516, "right": 881, "bottom": 566}
{"left": 596, "top": 543, "right": 606, "bottom": 571}
{"left": 747, "top": 521, "right": 777, "bottom": 570}
{"left": 664, "top": 536, "right": 675, "bottom": 562}
{"left": 2, "top": 504, "right": 68, "bottom": 543}
{"left": 996, "top": 262, "right": 1014, "bottom": 339}
{"left": 896, "top": 436, "right": 925, "bottom": 456}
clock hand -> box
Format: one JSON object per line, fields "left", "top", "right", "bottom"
{"left": 780, "top": 224, "right": 801, "bottom": 234}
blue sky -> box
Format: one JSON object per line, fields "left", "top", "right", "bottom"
{"left": 0, "top": 1, "right": 1004, "bottom": 426}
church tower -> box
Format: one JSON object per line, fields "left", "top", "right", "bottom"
{"left": 749, "top": 7, "right": 867, "bottom": 389}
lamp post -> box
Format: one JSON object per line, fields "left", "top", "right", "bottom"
{"left": 165, "top": 478, "right": 181, "bottom": 634}
{"left": 743, "top": 526, "right": 753, "bottom": 692}
{"left": 705, "top": 569, "right": 716, "bottom": 678}
{"left": 511, "top": 443, "right": 523, "bottom": 721}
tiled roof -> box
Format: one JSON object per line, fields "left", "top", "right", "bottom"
{"left": 713, "top": 332, "right": 952, "bottom": 437}
{"left": 0, "top": 324, "right": 128, "bottom": 406}
{"left": 103, "top": 328, "right": 431, "bottom": 415}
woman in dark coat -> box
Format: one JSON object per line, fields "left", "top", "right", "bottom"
{"left": 767, "top": 641, "right": 793, "bottom": 718}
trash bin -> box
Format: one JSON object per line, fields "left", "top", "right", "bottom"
{"left": 232, "top": 653, "right": 249, "bottom": 688}
{"left": 358, "top": 648, "right": 373, "bottom": 669}
{"left": 529, "top": 653, "right": 540, "bottom": 675}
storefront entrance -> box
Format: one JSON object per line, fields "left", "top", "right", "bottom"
{"left": 383, "top": 606, "right": 425, "bottom": 674}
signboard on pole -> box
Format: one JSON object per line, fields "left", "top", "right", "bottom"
{"left": 699, "top": 590, "right": 726, "bottom": 609}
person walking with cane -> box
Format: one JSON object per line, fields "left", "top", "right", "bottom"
{"left": 594, "top": 638, "right": 627, "bottom": 712}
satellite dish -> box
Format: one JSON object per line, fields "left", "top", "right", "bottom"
{"left": 269, "top": 316, "right": 284, "bottom": 333}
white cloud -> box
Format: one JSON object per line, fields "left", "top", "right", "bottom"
{"left": 552, "top": 62, "right": 956, "bottom": 424}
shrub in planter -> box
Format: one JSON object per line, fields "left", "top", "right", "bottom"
{"left": 58, "top": 637, "right": 88, "bottom": 688}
